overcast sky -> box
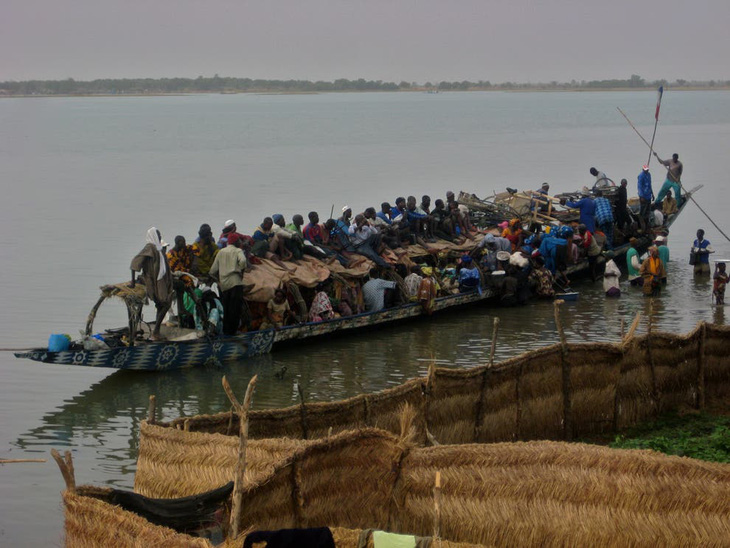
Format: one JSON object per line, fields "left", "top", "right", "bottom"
{"left": 3, "top": 0, "right": 729, "bottom": 83}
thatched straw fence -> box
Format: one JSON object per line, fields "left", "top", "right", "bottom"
{"left": 139, "top": 320, "right": 730, "bottom": 489}
{"left": 58, "top": 419, "right": 730, "bottom": 547}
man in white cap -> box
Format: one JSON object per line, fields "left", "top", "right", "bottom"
{"left": 338, "top": 206, "right": 353, "bottom": 230}
{"left": 218, "top": 219, "right": 237, "bottom": 248}
{"left": 655, "top": 235, "right": 669, "bottom": 284}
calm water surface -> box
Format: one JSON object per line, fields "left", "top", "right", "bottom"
{"left": 1, "top": 91, "right": 729, "bottom": 545}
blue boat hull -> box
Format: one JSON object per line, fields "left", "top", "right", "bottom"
{"left": 14, "top": 330, "right": 275, "bottom": 371}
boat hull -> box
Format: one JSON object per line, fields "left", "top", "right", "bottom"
{"left": 14, "top": 330, "right": 275, "bottom": 371}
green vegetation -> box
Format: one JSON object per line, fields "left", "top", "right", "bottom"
{"left": 1, "top": 74, "right": 728, "bottom": 96}
{"left": 610, "top": 412, "right": 730, "bottom": 463}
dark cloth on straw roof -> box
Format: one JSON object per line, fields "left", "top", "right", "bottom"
{"left": 244, "top": 527, "right": 335, "bottom": 548}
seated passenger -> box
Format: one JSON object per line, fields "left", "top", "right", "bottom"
{"left": 338, "top": 206, "right": 353, "bottom": 229}
{"left": 260, "top": 288, "right": 296, "bottom": 329}
{"left": 272, "top": 214, "right": 303, "bottom": 260}
{"left": 404, "top": 266, "right": 424, "bottom": 302}
{"left": 457, "top": 255, "right": 481, "bottom": 293}
{"left": 431, "top": 199, "right": 456, "bottom": 241}
{"left": 528, "top": 256, "right": 555, "bottom": 298}
{"left": 406, "top": 195, "right": 431, "bottom": 244}
{"left": 218, "top": 220, "right": 237, "bottom": 248}
{"left": 362, "top": 268, "right": 398, "bottom": 312}
{"left": 364, "top": 207, "right": 400, "bottom": 249}
{"left": 308, "top": 283, "right": 335, "bottom": 322}
{"left": 347, "top": 214, "right": 391, "bottom": 268}
{"left": 252, "top": 217, "right": 295, "bottom": 271}
{"left": 501, "top": 219, "right": 524, "bottom": 251}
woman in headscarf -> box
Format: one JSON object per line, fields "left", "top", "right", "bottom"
{"left": 639, "top": 246, "right": 667, "bottom": 297}
{"left": 131, "top": 227, "right": 174, "bottom": 340}
{"left": 501, "top": 218, "right": 524, "bottom": 251}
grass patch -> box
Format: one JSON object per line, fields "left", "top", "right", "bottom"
{"left": 609, "top": 412, "right": 730, "bottom": 463}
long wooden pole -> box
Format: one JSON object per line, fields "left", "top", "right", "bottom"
{"left": 617, "top": 107, "right": 730, "bottom": 243}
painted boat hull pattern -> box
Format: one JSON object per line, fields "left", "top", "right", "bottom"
{"left": 14, "top": 330, "right": 275, "bottom": 371}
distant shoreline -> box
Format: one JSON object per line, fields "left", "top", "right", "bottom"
{"left": 2, "top": 86, "right": 729, "bottom": 98}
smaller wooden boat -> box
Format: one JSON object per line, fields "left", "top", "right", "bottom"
{"left": 14, "top": 282, "right": 275, "bottom": 370}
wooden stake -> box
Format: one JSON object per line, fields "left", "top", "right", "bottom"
{"left": 554, "top": 300, "right": 572, "bottom": 440}
{"left": 553, "top": 300, "right": 567, "bottom": 348}
{"left": 489, "top": 317, "right": 500, "bottom": 367}
{"left": 223, "top": 374, "right": 258, "bottom": 539}
{"left": 624, "top": 311, "right": 642, "bottom": 343}
{"left": 147, "top": 395, "right": 156, "bottom": 424}
{"left": 697, "top": 322, "right": 706, "bottom": 409}
{"left": 50, "top": 449, "right": 76, "bottom": 492}
{"left": 647, "top": 300, "right": 658, "bottom": 408}
{"left": 433, "top": 471, "right": 442, "bottom": 541}
{"left": 0, "top": 458, "right": 46, "bottom": 464}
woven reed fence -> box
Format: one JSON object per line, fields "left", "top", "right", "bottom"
{"left": 151, "top": 321, "right": 730, "bottom": 445}
{"left": 64, "top": 423, "right": 730, "bottom": 547}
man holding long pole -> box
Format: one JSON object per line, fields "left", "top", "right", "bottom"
{"left": 653, "top": 151, "right": 684, "bottom": 207}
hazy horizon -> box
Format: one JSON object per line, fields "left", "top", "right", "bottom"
{"left": 3, "top": 0, "right": 729, "bottom": 83}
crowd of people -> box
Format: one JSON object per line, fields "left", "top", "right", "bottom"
{"left": 126, "top": 165, "right": 709, "bottom": 340}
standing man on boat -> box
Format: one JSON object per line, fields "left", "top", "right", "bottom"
{"left": 615, "top": 179, "right": 630, "bottom": 233}
{"left": 653, "top": 152, "right": 683, "bottom": 207}
{"left": 637, "top": 165, "right": 653, "bottom": 230}
{"left": 562, "top": 191, "right": 596, "bottom": 233}
{"left": 192, "top": 224, "right": 219, "bottom": 280}
{"left": 590, "top": 167, "right": 611, "bottom": 189}
{"left": 594, "top": 189, "right": 614, "bottom": 250}
{"left": 209, "top": 232, "right": 247, "bottom": 336}
{"left": 130, "top": 228, "right": 173, "bottom": 341}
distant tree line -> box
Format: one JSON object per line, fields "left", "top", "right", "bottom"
{"left": 0, "top": 74, "right": 728, "bottom": 96}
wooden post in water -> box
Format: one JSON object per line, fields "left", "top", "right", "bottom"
{"left": 647, "top": 300, "right": 658, "bottom": 409}
{"left": 223, "top": 374, "right": 258, "bottom": 540}
{"left": 554, "top": 300, "right": 572, "bottom": 440}
{"left": 697, "top": 322, "right": 707, "bottom": 409}
{"left": 147, "top": 395, "right": 156, "bottom": 425}
{"left": 297, "top": 381, "right": 308, "bottom": 439}
{"left": 489, "top": 317, "right": 500, "bottom": 367}
{"left": 433, "top": 471, "right": 442, "bottom": 542}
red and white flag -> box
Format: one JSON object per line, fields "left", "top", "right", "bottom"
{"left": 655, "top": 86, "right": 664, "bottom": 121}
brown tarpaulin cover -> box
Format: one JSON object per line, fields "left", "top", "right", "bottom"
{"left": 243, "top": 236, "right": 486, "bottom": 302}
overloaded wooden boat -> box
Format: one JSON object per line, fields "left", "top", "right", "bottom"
{"left": 54, "top": 419, "right": 730, "bottom": 547}
{"left": 15, "top": 185, "right": 700, "bottom": 371}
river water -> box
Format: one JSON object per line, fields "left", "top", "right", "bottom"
{"left": 1, "top": 90, "right": 729, "bottom": 545}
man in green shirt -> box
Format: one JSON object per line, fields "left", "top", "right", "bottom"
{"left": 654, "top": 235, "right": 670, "bottom": 284}
{"left": 626, "top": 237, "right": 643, "bottom": 287}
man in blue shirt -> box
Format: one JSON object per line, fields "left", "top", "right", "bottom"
{"left": 376, "top": 202, "right": 393, "bottom": 225}
{"left": 637, "top": 165, "right": 653, "bottom": 229}
{"left": 692, "top": 229, "right": 714, "bottom": 275}
{"left": 594, "top": 189, "right": 614, "bottom": 250}
{"left": 563, "top": 192, "right": 596, "bottom": 233}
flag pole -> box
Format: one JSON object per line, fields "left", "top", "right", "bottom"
{"left": 647, "top": 85, "right": 663, "bottom": 166}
